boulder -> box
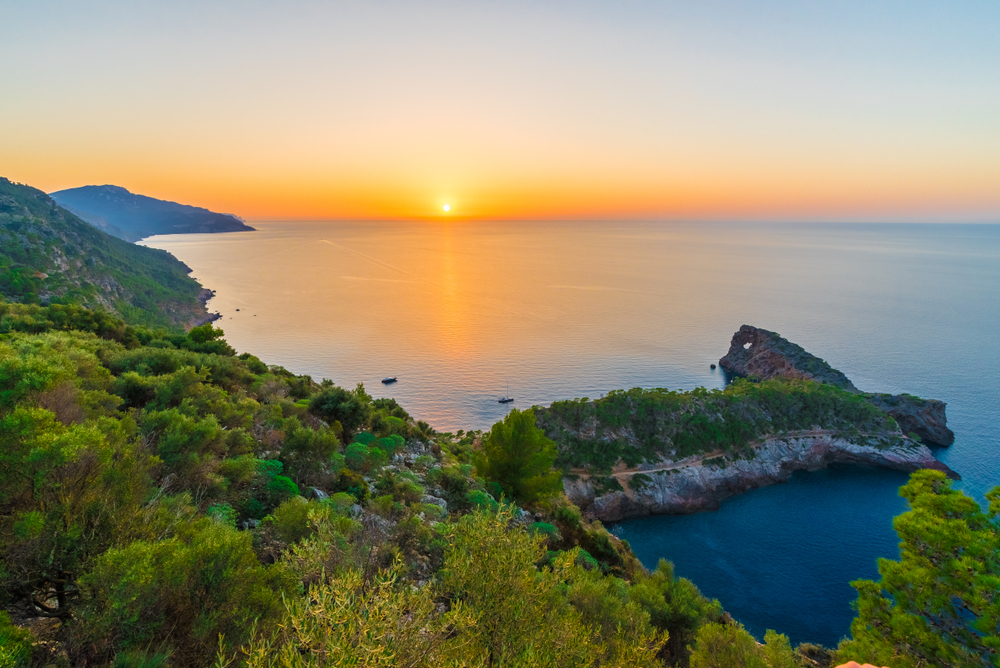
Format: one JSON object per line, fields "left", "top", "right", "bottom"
{"left": 421, "top": 495, "right": 448, "bottom": 512}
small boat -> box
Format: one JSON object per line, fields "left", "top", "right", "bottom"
{"left": 381, "top": 377, "right": 398, "bottom": 384}
{"left": 498, "top": 382, "right": 514, "bottom": 404}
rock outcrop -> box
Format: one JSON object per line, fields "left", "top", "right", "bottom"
{"left": 865, "top": 393, "right": 954, "bottom": 448}
{"left": 719, "top": 325, "right": 954, "bottom": 446}
{"left": 565, "top": 433, "right": 957, "bottom": 522}
{"left": 719, "top": 325, "right": 859, "bottom": 390}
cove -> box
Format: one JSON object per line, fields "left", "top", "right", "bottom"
{"left": 612, "top": 464, "right": 912, "bottom": 647}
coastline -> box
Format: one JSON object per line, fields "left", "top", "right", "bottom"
{"left": 564, "top": 430, "right": 956, "bottom": 522}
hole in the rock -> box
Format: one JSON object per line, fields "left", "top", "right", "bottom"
{"left": 743, "top": 342, "right": 752, "bottom": 349}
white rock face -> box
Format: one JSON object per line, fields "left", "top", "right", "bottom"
{"left": 563, "top": 433, "right": 955, "bottom": 522}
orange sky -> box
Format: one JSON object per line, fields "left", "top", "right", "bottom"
{"left": 3, "top": 2, "right": 999, "bottom": 222}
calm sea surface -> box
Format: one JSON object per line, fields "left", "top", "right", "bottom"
{"left": 143, "top": 221, "right": 1000, "bottom": 647}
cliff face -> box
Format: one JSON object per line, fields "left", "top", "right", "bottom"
{"left": 565, "top": 433, "right": 956, "bottom": 522}
{"left": 865, "top": 393, "right": 954, "bottom": 448}
{"left": 719, "top": 325, "right": 859, "bottom": 391}
{"left": 719, "top": 325, "right": 954, "bottom": 446}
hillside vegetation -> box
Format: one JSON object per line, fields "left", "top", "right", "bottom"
{"left": 0, "top": 302, "right": 736, "bottom": 668}
{"left": 537, "top": 380, "right": 899, "bottom": 474}
{"left": 0, "top": 178, "right": 210, "bottom": 331}
{"left": 1, "top": 303, "right": 993, "bottom": 667}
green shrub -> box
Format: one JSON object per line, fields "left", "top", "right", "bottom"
{"left": 529, "top": 522, "right": 562, "bottom": 544}
{"left": 0, "top": 611, "right": 33, "bottom": 667}
{"left": 344, "top": 442, "right": 369, "bottom": 471}
{"left": 555, "top": 504, "right": 582, "bottom": 530}
{"left": 372, "top": 494, "right": 395, "bottom": 518}
{"left": 332, "top": 468, "right": 369, "bottom": 503}
{"left": 267, "top": 475, "right": 300, "bottom": 502}
{"left": 207, "top": 503, "right": 237, "bottom": 527}
{"left": 309, "top": 387, "right": 368, "bottom": 436}
{"left": 475, "top": 408, "right": 562, "bottom": 504}
{"left": 377, "top": 433, "right": 405, "bottom": 456}
{"left": 353, "top": 431, "right": 376, "bottom": 445}
{"left": 466, "top": 489, "right": 500, "bottom": 512}
{"left": 266, "top": 496, "right": 330, "bottom": 544}
{"left": 238, "top": 352, "right": 268, "bottom": 374}
{"left": 575, "top": 549, "right": 600, "bottom": 571}
{"left": 73, "top": 520, "right": 293, "bottom": 666}
{"left": 324, "top": 492, "right": 358, "bottom": 515}
{"left": 219, "top": 455, "right": 258, "bottom": 487}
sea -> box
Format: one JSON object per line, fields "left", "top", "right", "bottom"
{"left": 142, "top": 221, "right": 1000, "bottom": 648}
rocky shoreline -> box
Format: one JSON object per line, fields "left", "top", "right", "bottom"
{"left": 188, "top": 287, "right": 222, "bottom": 328}
{"left": 564, "top": 431, "right": 956, "bottom": 522}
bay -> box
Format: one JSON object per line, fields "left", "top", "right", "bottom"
{"left": 143, "top": 221, "right": 1000, "bottom": 647}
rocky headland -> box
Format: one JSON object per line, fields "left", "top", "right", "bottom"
{"left": 719, "top": 325, "right": 954, "bottom": 446}
{"left": 542, "top": 326, "right": 957, "bottom": 522}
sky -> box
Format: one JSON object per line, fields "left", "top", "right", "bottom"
{"left": 2, "top": 1, "right": 999, "bottom": 222}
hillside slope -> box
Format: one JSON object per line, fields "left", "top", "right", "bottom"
{"left": 51, "top": 184, "right": 255, "bottom": 242}
{"left": 0, "top": 177, "right": 214, "bottom": 331}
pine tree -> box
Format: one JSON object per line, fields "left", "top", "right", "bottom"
{"left": 475, "top": 408, "right": 563, "bottom": 504}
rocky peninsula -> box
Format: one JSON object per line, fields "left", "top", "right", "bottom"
{"left": 540, "top": 326, "right": 956, "bottom": 522}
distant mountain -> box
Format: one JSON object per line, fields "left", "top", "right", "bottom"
{"left": 50, "top": 184, "right": 255, "bottom": 242}
{"left": 0, "top": 177, "right": 216, "bottom": 331}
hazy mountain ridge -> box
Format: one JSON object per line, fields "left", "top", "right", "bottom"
{"left": 50, "top": 184, "right": 255, "bottom": 242}
{"left": 0, "top": 177, "right": 214, "bottom": 331}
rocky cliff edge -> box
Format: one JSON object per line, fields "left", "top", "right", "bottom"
{"left": 565, "top": 432, "right": 956, "bottom": 522}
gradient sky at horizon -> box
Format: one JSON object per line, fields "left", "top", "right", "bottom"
{"left": 2, "top": 1, "right": 999, "bottom": 222}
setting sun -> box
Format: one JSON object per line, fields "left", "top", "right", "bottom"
{"left": 442, "top": 204, "right": 451, "bottom": 212}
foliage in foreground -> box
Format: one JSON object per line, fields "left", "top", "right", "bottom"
{"left": 242, "top": 508, "right": 665, "bottom": 668}
{"left": 0, "top": 309, "right": 732, "bottom": 667}
{"left": 4, "top": 301, "right": 991, "bottom": 668}
{"left": 837, "top": 469, "right": 1000, "bottom": 668}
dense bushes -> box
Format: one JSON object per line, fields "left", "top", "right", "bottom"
{"left": 540, "top": 378, "right": 899, "bottom": 472}
{"left": 73, "top": 521, "right": 294, "bottom": 666}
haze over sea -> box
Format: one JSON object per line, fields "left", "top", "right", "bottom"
{"left": 144, "top": 221, "right": 1000, "bottom": 648}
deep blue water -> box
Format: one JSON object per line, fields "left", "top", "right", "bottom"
{"left": 612, "top": 466, "right": 913, "bottom": 646}
{"left": 146, "top": 221, "right": 1000, "bottom": 649}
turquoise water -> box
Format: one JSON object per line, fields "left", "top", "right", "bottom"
{"left": 144, "top": 221, "right": 1000, "bottom": 648}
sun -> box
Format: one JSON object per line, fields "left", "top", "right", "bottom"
{"left": 442, "top": 204, "right": 451, "bottom": 212}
